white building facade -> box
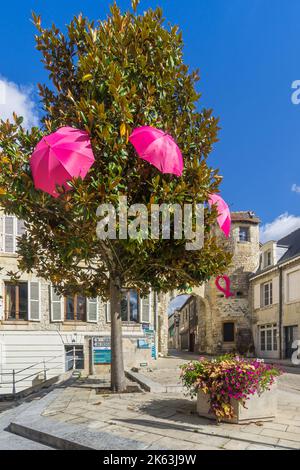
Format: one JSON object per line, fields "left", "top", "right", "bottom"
{"left": 250, "top": 229, "right": 300, "bottom": 360}
{"left": 0, "top": 213, "right": 163, "bottom": 395}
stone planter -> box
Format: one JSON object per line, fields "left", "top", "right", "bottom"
{"left": 197, "top": 383, "right": 277, "bottom": 424}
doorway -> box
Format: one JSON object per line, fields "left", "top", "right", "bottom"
{"left": 189, "top": 333, "right": 195, "bottom": 352}
{"left": 285, "top": 326, "right": 298, "bottom": 359}
{"left": 65, "top": 345, "right": 84, "bottom": 371}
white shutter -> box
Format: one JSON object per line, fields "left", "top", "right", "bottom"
{"left": 87, "top": 297, "right": 98, "bottom": 323}
{"left": 16, "top": 219, "right": 26, "bottom": 250}
{"left": 105, "top": 301, "right": 111, "bottom": 322}
{"left": 272, "top": 276, "right": 279, "bottom": 304}
{"left": 17, "top": 219, "right": 26, "bottom": 235}
{"left": 4, "top": 216, "right": 14, "bottom": 253}
{"left": 0, "top": 285, "right": 3, "bottom": 320}
{"left": 0, "top": 342, "right": 5, "bottom": 384}
{"left": 0, "top": 215, "right": 3, "bottom": 252}
{"left": 287, "top": 270, "right": 300, "bottom": 302}
{"left": 254, "top": 284, "right": 261, "bottom": 310}
{"left": 140, "top": 292, "right": 151, "bottom": 323}
{"left": 50, "top": 286, "right": 64, "bottom": 322}
{"left": 28, "top": 281, "right": 40, "bottom": 321}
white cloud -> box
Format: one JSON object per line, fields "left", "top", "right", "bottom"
{"left": 168, "top": 294, "right": 190, "bottom": 316}
{"left": 260, "top": 212, "right": 300, "bottom": 243}
{"left": 0, "top": 76, "right": 39, "bottom": 129}
{"left": 291, "top": 184, "right": 300, "bottom": 194}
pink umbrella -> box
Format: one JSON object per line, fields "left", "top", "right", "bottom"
{"left": 208, "top": 193, "right": 231, "bottom": 238}
{"left": 129, "top": 126, "right": 183, "bottom": 177}
{"left": 30, "top": 126, "right": 95, "bottom": 198}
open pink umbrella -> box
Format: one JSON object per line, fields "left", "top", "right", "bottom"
{"left": 129, "top": 126, "right": 183, "bottom": 177}
{"left": 30, "top": 126, "right": 95, "bottom": 198}
{"left": 208, "top": 193, "right": 231, "bottom": 238}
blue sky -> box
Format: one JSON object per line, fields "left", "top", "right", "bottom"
{"left": 1, "top": 0, "right": 300, "bottom": 240}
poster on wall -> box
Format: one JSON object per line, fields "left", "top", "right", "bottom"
{"left": 142, "top": 325, "right": 156, "bottom": 359}
{"left": 93, "top": 337, "right": 111, "bottom": 364}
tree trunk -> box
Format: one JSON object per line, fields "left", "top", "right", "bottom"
{"left": 110, "top": 274, "right": 126, "bottom": 392}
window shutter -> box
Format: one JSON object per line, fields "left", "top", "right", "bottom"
{"left": 270, "top": 279, "right": 274, "bottom": 304}
{"left": 0, "top": 342, "right": 5, "bottom": 384}
{"left": 105, "top": 301, "right": 111, "bottom": 322}
{"left": 287, "top": 270, "right": 300, "bottom": 302}
{"left": 50, "top": 286, "right": 64, "bottom": 322}
{"left": 0, "top": 215, "right": 3, "bottom": 252}
{"left": 4, "top": 216, "right": 14, "bottom": 253}
{"left": 87, "top": 298, "right": 98, "bottom": 323}
{"left": 16, "top": 219, "right": 26, "bottom": 250}
{"left": 140, "top": 292, "right": 151, "bottom": 323}
{"left": 17, "top": 219, "right": 26, "bottom": 235}
{"left": 29, "top": 282, "right": 40, "bottom": 321}
{"left": 254, "top": 284, "right": 261, "bottom": 310}
{"left": 0, "top": 293, "right": 3, "bottom": 320}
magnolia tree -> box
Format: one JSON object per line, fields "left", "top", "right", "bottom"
{"left": 0, "top": 0, "right": 231, "bottom": 391}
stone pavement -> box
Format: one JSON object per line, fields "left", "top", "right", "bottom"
{"left": 134, "top": 351, "right": 201, "bottom": 388}
{"left": 2, "top": 351, "right": 300, "bottom": 450}
{"left": 33, "top": 378, "right": 300, "bottom": 450}
{"left": 139, "top": 350, "right": 300, "bottom": 387}
{"left": 0, "top": 398, "right": 52, "bottom": 449}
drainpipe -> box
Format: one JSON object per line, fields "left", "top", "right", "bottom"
{"left": 154, "top": 292, "right": 159, "bottom": 360}
{"left": 279, "top": 267, "right": 283, "bottom": 359}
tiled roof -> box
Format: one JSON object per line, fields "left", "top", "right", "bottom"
{"left": 231, "top": 211, "right": 260, "bottom": 224}
{"left": 277, "top": 228, "right": 300, "bottom": 263}
{"left": 251, "top": 227, "right": 300, "bottom": 278}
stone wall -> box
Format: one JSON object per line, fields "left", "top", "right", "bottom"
{"left": 165, "top": 213, "right": 260, "bottom": 356}
{"left": 157, "top": 292, "right": 170, "bottom": 356}
{"left": 204, "top": 219, "right": 260, "bottom": 354}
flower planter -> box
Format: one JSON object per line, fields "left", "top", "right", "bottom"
{"left": 197, "top": 382, "right": 277, "bottom": 424}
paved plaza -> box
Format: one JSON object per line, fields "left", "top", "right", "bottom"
{"left": 1, "top": 352, "right": 300, "bottom": 450}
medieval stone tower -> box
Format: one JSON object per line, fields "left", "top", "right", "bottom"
{"left": 199, "top": 211, "right": 260, "bottom": 355}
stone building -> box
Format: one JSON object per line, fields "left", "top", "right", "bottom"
{"left": 250, "top": 228, "right": 300, "bottom": 360}
{"left": 168, "top": 296, "right": 198, "bottom": 352}
{"left": 0, "top": 212, "right": 168, "bottom": 395}
{"left": 168, "top": 310, "right": 179, "bottom": 350}
{"left": 167, "top": 211, "right": 261, "bottom": 355}
{"left": 201, "top": 211, "right": 260, "bottom": 355}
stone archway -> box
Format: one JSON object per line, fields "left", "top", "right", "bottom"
{"left": 165, "top": 288, "right": 212, "bottom": 355}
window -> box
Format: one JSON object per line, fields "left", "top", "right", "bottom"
{"left": 260, "top": 324, "right": 277, "bottom": 351}
{"left": 223, "top": 322, "right": 235, "bottom": 342}
{"left": 260, "top": 329, "right": 266, "bottom": 351}
{"left": 105, "top": 290, "right": 151, "bottom": 323}
{"left": 266, "top": 329, "right": 272, "bottom": 351}
{"left": 1, "top": 216, "right": 26, "bottom": 253}
{"left": 239, "top": 226, "right": 250, "bottom": 242}
{"left": 121, "top": 289, "right": 139, "bottom": 322}
{"left": 65, "top": 295, "right": 87, "bottom": 321}
{"left": 5, "top": 282, "right": 28, "bottom": 320}
{"left": 273, "top": 328, "right": 278, "bottom": 351}
{"left": 264, "top": 250, "right": 272, "bottom": 268}
{"left": 263, "top": 282, "right": 273, "bottom": 307}
{"left": 65, "top": 346, "right": 84, "bottom": 371}
{"left": 4, "top": 281, "right": 39, "bottom": 321}
{"left": 51, "top": 287, "right": 97, "bottom": 323}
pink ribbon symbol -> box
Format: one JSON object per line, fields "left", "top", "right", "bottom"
{"left": 215, "top": 275, "right": 234, "bottom": 299}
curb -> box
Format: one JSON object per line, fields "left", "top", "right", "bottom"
{"left": 125, "top": 370, "right": 183, "bottom": 393}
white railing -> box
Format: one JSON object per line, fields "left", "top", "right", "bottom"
{"left": 0, "top": 348, "right": 83, "bottom": 395}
